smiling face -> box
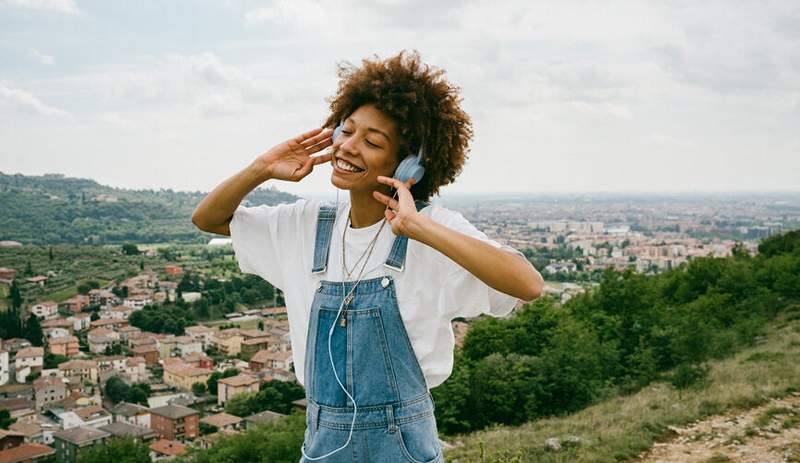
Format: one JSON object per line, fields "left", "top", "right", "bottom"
{"left": 330, "top": 104, "right": 401, "bottom": 195}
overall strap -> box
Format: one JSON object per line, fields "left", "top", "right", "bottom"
{"left": 311, "top": 205, "right": 337, "bottom": 274}
{"left": 384, "top": 200, "right": 430, "bottom": 272}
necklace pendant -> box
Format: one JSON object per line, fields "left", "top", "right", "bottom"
{"left": 339, "top": 316, "right": 347, "bottom": 327}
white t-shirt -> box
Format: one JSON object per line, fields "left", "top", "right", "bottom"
{"left": 229, "top": 198, "right": 524, "bottom": 389}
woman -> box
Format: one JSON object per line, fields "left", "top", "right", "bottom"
{"left": 192, "top": 50, "right": 544, "bottom": 462}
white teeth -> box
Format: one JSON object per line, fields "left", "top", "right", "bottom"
{"left": 336, "top": 158, "right": 363, "bottom": 173}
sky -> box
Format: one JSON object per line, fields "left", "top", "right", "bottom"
{"left": 1, "top": 0, "right": 798, "bottom": 197}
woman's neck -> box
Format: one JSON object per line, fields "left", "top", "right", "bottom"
{"left": 348, "top": 186, "right": 392, "bottom": 229}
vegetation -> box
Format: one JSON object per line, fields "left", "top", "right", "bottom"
{"left": 0, "top": 409, "right": 15, "bottom": 429}
{"left": 104, "top": 377, "right": 150, "bottom": 405}
{"left": 77, "top": 437, "right": 150, "bottom": 463}
{"left": 433, "top": 229, "right": 800, "bottom": 435}
{"left": 179, "top": 410, "right": 306, "bottom": 463}
{"left": 225, "top": 380, "right": 305, "bottom": 417}
{"left": 0, "top": 171, "right": 298, "bottom": 245}
{"left": 207, "top": 369, "right": 240, "bottom": 395}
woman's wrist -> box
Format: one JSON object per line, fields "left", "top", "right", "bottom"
{"left": 248, "top": 157, "right": 273, "bottom": 185}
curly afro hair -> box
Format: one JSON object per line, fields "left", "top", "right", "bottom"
{"left": 323, "top": 50, "right": 473, "bottom": 201}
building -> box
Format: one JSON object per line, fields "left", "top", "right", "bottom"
{"left": 123, "top": 294, "right": 152, "bottom": 310}
{"left": 150, "top": 405, "right": 199, "bottom": 441}
{"left": 0, "top": 267, "right": 17, "bottom": 283}
{"left": 149, "top": 439, "right": 187, "bottom": 461}
{"left": 244, "top": 410, "right": 286, "bottom": 430}
{"left": 48, "top": 336, "right": 79, "bottom": 357}
{"left": 32, "top": 376, "right": 67, "bottom": 410}
{"left": 60, "top": 295, "right": 90, "bottom": 314}
{"left": 164, "top": 265, "right": 183, "bottom": 276}
{"left": 87, "top": 328, "right": 120, "bottom": 354}
{"left": 30, "top": 301, "right": 59, "bottom": 320}
{"left": 0, "top": 350, "right": 8, "bottom": 386}
{"left": 110, "top": 402, "right": 150, "bottom": 428}
{"left": 98, "top": 422, "right": 158, "bottom": 442}
{"left": 209, "top": 329, "right": 243, "bottom": 356}
{"left": 87, "top": 289, "right": 119, "bottom": 309}
{"left": 41, "top": 319, "right": 73, "bottom": 339}
{"left": 52, "top": 427, "right": 109, "bottom": 463}
{"left": 0, "top": 442, "right": 55, "bottom": 463}
{"left": 162, "top": 364, "right": 212, "bottom": 392}
{"left": 131, "top": 345, "right": 159, "bottom": 366}
{"left": 14, "top": 348, "right": 43, "bottom": 383}
{"left": 240, "top": 337, "right": 271, "bottom": 361}
{"left": 217, "top": 374, "right": 259, "bottom": 406}
{"left": 184, "top": 325, "right": 217, "bottom": 350}
{"left": 200, "top": 413, "right": 242, "bottom": 432}
{"left": 58, "top": 360, "right": 98, "bottom": 385}
{"left": 68, "top": 313, "right": 91, "bottom": 332}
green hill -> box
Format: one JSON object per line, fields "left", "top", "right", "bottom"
{"left": 0, "top": 171, "right": 298, "bottom": 245}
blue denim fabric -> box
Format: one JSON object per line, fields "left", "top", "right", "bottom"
{"left": 301, "top": 204, "right": 442, "bottom": 462}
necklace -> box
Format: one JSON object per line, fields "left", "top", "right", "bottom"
{"left": 339, "top": 210, "right": 387, "bottom": 327}
{"left": 341, "top": 208, "right": 387, "bottom": 281}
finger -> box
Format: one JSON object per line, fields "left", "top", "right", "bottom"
{"left": 295, "top": 157, "right": 314, "bottom": 179}
{"left": 385, "top": 209, "right": 396, "bottom": 221}
{"left": 376, "top": 175, "right": 404, "bottom": 190}
{"left": 373, "top": 190, "right": 398, "bottom": 210}
{"left": 293, "top": 127, "right": 325, "bottom": 144}
{"left": 311, "top": 152, "right": 332, "bottom": 165}
{"left": 305, "top": 138, "right": 333, "bottom": 155}
{"left": 300, "top": 128, "right": 333, "bottom": 147}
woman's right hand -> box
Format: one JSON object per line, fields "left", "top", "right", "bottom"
{"left": 255, "top": 127, "right": 333, "bottom": 182}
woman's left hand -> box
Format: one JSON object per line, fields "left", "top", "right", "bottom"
{"left": 373, "top": 176, "right": 421, "bottom": 238}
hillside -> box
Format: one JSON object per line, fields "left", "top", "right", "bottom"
{"left": 0, "top": 171, "right": 298, "bottom": 245}
{"left": 443, "top": 311, "right": 800, "bottom": 462}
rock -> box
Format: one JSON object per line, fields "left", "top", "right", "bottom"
{"left": 563, "top": 435, "right": 583, "bottom": 448}
{"left": 544, "top": 437, "right": 562, "bottom": 452}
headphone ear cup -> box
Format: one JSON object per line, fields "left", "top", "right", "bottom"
{"left": 332, "top": 123, "right": 342, "bottom": 142}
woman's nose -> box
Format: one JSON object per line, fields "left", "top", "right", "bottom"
{"left": 338, "top": 133, "right": 359, "bottom": 154}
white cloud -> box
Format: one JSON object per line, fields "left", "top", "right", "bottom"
{"left": 0, "top": 0, "right": 82, "bottom": 14}
{"left": 30, "top": 49, "right": 55, "bottom": 66}
{"left": 0, "top": 84, "right": 71, "bottom": 119}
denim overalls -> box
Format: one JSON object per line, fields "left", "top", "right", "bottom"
{"left": 300, "top": 201, "right": 444, "bottom": 463}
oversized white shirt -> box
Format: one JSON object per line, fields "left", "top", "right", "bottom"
{"left": 229, "top": 198, "right": 524, "bottom": 389}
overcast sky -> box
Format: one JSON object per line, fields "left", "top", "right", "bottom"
{"left": 1, "top": 0, "right": 798, "bottom": 197}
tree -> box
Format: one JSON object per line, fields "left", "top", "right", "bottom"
{"left": 207, "top": 368, "right": 239, "bottom": 395}
{"left": 192, "top": 382, "right": 207, "bottom": 396}
{"left": 0, "top": 409, "right": 15, "bottom": 430}
{"left": 105, "top": 377, "right": 133, "bottom": 404}
{"left": 49, "top": 246, "right": 54, "bottom": 261}
{"left": 9, "top": 280, "right": 22, "bottom": 310}
{"left": 121, "top": 243, "right": 140, "bottom": 255}
{"left": 23, "top": 314, "right": 44, "bottom": 346}
{"left": 77, "top": 437, "right": 150, "bottom": 463}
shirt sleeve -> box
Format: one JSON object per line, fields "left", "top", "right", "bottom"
{"left": 429, "top": 206, "right": 525, "bottom": 320}
{"left": 228, "top": 199, "right": 310, "bottom": 290}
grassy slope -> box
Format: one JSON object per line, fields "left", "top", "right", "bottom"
{"left": 443, "top": 313, "right": 800, "bottom": 463}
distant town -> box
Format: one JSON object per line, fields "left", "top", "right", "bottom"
{"left": 0, "top": 192, "right": 798, "bottom": 462}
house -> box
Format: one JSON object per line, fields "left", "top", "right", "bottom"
{"left": 0, "top": 267, "right": 17, "bottom": 283}
{"left": 124, "top": 357, "right": 147, "bottom": 383}
{"left": 40, "top": 319, "right": 73, "bottom": 339}
{"left": 67, "top": 313, "right": 91, "bottom": 332}
{"left": 87, "top": 328, "right": 120, "bottom": 354}
{"left": 100, "top": 305, "right": 132, "bottom": 321}
{"left": 217, "top": 374, "right": 259, "bottom": 406}
{"left": 149, "top": 439, "right": 187, "bottom": 461}
{"left": 239, "top": 337, "right": 271, "bottom": 360}
{"left": 244, "top": 410, "right": 286, "bottom": 430}
{"left": 150, "top": 405, "right": 199, "bottom": 441}
{"left": 162, "top": 364, "right": 212, "bottom": 392}
{"left": 60, "top": 295, "right": 90, "bottom": 314}
{"left": 48, "top": 336, "right": 79, "bottom": 357}
{"left": 87, "top": 289, "right": 118, "bottom": 309}
{"left": 14, "top": 348, "right": 43, "bottom": 383}
{"left": 182, "top": 352, "right": 213, "bottom": 369}
{"left": 249, "top": 350, "right": 271, "bottom": 372}
{"left": 56, "top": 406, "right": 112, "bottom": 430}
{"left": 98, "top": 422, "right": 157, "bottom": 442}
{"left": 58, "top": 360, "right": 98, "bottom": 385}
{"left": 0, "top": 429, "right": 25, "bottom": 450}
{"left": 184, "top": 325, "right": 217, "bottom": 350}
{"left": 123, "top": 294, "right": 152, "bottom": 310}
{"left": 164, "top": 265, "right": 183, "bottom": 276}
{"left": 131, "top": 345, "right": 159, "bottom": 366}
{"left": 0, "top": 399, "right": 35, "bottom": 423}
{"left": 254, "top": 350, "right": 292, "bottom": 371}
{"left": 25, "top": 276, "right": 48, "bottom": 287}
{"left": 32, "top": 376, "right": 67, "bottom": 411}
{"left": 110, "top": 402, "right": 150, "bottom": 428}
{"left": 0, "top": 350, "right": 8, "bottom": 386}
{"left": 117, "top": 326, "right": 141, "bottom": 343}
{"left": 209, "top": 329, "right": 243, "bottom": 356}
{"left": 9, "top": 421, "right": 47, "bottom": 445}
{"left": 200, "top": 413, "right": 242, "bottom": 432}
{"left": 30, "top": 301, "right": 59, "bottom": 320}
{"left": 52, "top": 427, "right": 109, "bottom": 463}
{"left": 0, "top": 442, "right": 55, "bottom": 463}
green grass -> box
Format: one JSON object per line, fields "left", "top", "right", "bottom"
{"left": 442, "top": 316, "right": 800, "bottom": 462}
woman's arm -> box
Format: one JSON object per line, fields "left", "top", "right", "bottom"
{"left": 191, "top": 127, "right": 332, "bottom": 236}
{"left": 373, "top": 176, "right": 545, "bottom": 303}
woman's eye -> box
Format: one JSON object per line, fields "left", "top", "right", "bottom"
{"left": 365, "top": 139, "right": 380, "bottom": 148}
